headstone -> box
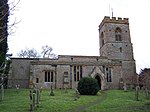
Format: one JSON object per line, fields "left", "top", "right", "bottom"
{"left": 123, "top": 83, "right": 127, "bottom": 92}
{"left": 148, "top": 90, "right": 150, "bottom": 100}
{"left": 141, "top": 86, "right": 145, "bottom": 94}
{"left": 145, "top": 88, "right": 150, "bottom": 99}
{"left": 33, "top": 92, "right": 36, "bottom": 110}
{"left": 16, "top": 84, "right": 20, "bottom": 93}
{"left": 64, "top": 87, "right": 68, "bottom": 93}
{"left": 74, "top": 89, "right": 80, "bottom": 101}
{"left": 29, "top": 90, "right": 33, "bottom": 111}
{"left": 29, "top": 88, "right": 41, "bottom": 111}
{"left": 36, "top": 89, "right": 40, "bottom": 107}
{"left": 50, "top": 85, "right": 54, "bottom": 96}
{"left": 29, "top": 90, "right": 32, "bottom": 100}
{"left": 39, "top": 87, "right": 42, "bottom": 101}
{"left": 75, "top": 89, "right": 80, "bottom": 98}
{"left": 0, "top": 85, "right": 4, "bottom": 101}
{"left": 135, "top": 86, "right": 140, "bottom": 101}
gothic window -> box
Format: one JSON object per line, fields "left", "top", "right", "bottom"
{"left": 36, "top": 78, "right": 39, "bottom": 83}
{"left": 106, "top": 67, "right": 112, "bottom": 82}
{"left": 51, "top": 72, "right": 53, "bottom": 82}
{"left": 77, "top": 72, "right": 79, "bottom": 81}
{"left": 115, "top": 27, "right": 122, "bottom": 41}
{"left": 74, "top": 65, "right": 82, "bottom": 81}
{"left": 119, "top": 47, "right": 122, "bottom": 52}
{"left": 70, "top": 65, "right": 72, "bottom": 81}
{"left": 74, "top": 66, "right": 76, "bottom": 81}
{"left": 80, "top": 66, "right": 82, "bottom": 78}
{"left": 45, "top": 71, "right": 54, "bottom": 82}
{"left": 102, "top": 65, "right": 105, "bottom": 74}
{"left": 101, "top": 32, "right": 104, "bottom": 47}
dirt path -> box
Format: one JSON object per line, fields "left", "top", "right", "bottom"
{"left": 67, "top": 91, "right": 107, "bottom": 112}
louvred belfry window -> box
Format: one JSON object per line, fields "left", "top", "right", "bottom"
{"left": 115, "top": 27, "right": 122, "bottom": 41}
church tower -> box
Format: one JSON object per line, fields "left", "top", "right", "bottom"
{"left": 98, "top": 16, "right": 136, "bottom": 85}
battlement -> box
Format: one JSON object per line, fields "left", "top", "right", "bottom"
{"left": 99, "top": 16, "right": 129, "bottom": 29}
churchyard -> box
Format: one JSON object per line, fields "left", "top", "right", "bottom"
{"left": 0, "top": 89, "right": 150, "bottom": 112}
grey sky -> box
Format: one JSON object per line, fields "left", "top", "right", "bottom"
{"left": 8, "top": 0, "right": 150, "bottom": 73}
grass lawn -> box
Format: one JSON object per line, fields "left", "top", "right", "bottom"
{"left": 84, "top": 90, "right": 150, "bottom": 112}
{"left": 0, "top": 89, "right": 150, "bottom": 112}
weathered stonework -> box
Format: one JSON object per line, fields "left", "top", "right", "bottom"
{"left": 8, "top": 16, "right": 136, "bottom": 90}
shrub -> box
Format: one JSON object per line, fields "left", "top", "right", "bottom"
{"left": 77, "top": 77, "right": 99, "bottom": 95}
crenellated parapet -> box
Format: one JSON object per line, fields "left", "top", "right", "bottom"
{"left": 99, "top": 16, "right": 129, "bottom": 29}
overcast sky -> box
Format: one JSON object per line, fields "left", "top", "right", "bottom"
{"left": 8, "top": 0, "right": 150, "bottom": 73}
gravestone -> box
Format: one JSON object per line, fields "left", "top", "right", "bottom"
{"left": 64, "top": 87, "right": 68, "bottom": 93}
{"left": 50, "top": 85, "right": 54, "bottom": 96}
{"left": 29, "top": 89, "right": 37, "bottom": 111}
{"left": 39, "top": 87, "right": 42, "bottom": 101}
{"left": 135, "top": 86, "right": 140, "bottom": 101}
{"left": 16, "top": 84, "right": 20, "bottom": 93}
{"left": 145, "top": 88, "right": 150, "bottom": 100}
{"left": 74, "top": 89, "right": 80, "bottom": 101}
{"left": 29, "top": 90, "right": 33, "bottom": 111}
{"left": 141, "top": 86, "right": 145, "bottom": 94}
{"left": 32, "top": 92, "right": 36, "bottom": 110}
{"left": 123, "top": 83, "right": 127, "bottom": 92}
{"left": 36, "top": 89, "right": 40, "bottom": 107}
{"left": 0, "top": 85, "right": 4, "bottom": 101}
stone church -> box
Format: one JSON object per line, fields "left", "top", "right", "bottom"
{"left": 8, "top": 16, "right": 136, "bottom": 90}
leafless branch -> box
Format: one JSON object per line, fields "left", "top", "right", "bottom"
{"left": 0, "top": 0, "right": 20, "bottom": 43}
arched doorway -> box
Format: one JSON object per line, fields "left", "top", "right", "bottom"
{"left": 95, "top": 75, "right": 101, "bottom": 90}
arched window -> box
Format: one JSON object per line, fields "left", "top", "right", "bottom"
{"left": 119, "top": 47, "right": 122, "bottom": 52}
{"left": 106, "top": 67, "right": 112, "bottom": 82}
{"left": 74, "top": 65, "right": 82, "bottom": 81}
{"left": 101, "top": 32, "right": 104, "bottom": 46}
{"left": 115, "top": 27, "right": 122, "bottom": 41}
{"left": 45, "top": 71, "right": 54, "bottom": 82}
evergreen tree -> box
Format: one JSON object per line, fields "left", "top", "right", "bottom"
{"left": 0, "top": 0, "right": 9, "bottom": 72}
{"left": 0, "top": 0, "right": 9, "bottom": 89}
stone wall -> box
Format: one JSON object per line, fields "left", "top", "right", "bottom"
{"left": 8, "top": 58, "right": 32, "bottom": 88}
{"left": 99, "top": 16, "right": 129, "bottom": 29}
{"left": 8, "top": 55, "right": 123, "bottom": 89}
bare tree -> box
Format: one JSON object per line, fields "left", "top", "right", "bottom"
{"left": 17, "top": 48, "right": 41, "bottom": 58}
{"left": 139, "top": 68, "right": 150, "bottom": 99}
{"left": 139, "top": 68, "right": 150, "bottom": 89}
{"left": 17, "top": 49, "right": 27, "bottom": 58}
{"left": 125, "top": 73, "right": 138, "bottom": 88}
{"left": 17, "top": 45, "right": 58, "bottom": 59}
{"left": 41, "top": 45, "right": 58, "bottom": 59}
{"left": 0, "top": 0, "right": 20, "bottom": 43}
